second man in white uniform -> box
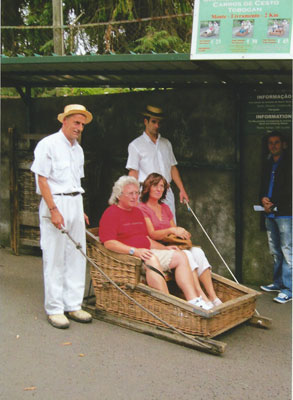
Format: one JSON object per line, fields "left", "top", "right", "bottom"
{"left": 126, "top": 105, "right": 189, "bottom": 221}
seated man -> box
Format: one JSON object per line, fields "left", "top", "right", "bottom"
{"left": 99, "top": 176, "right": 213, "bottom": 310}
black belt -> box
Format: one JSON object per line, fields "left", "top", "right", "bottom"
{"left": 55, "top": 192, "right": 81, "bottom": 196}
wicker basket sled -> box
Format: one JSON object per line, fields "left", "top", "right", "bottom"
{"left": 84, "top": 228, "right": 271, "bottom": 355}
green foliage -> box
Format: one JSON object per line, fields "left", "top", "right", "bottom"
{"left": 134, "top": 25, "right": 190, "bottom": 53}
{"left": 1, "top": 0, "right": 193, "bottom": 56}
{"left": 56, "top": 87, "right": 133, "bottom": 96}
{"left": 39, "top": 39, "right": 54, "bottom": 53}
{"left": 0, "top": 87, "right": 21, "bottom": 98}
{"left": 0, "top": 86, "right": 154, "bottom": 98}
{"left": 1, "top": 0, "right": 193, "bottom": 97}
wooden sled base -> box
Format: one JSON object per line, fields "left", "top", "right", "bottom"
{"left": 247, "top": 314, "right": 272, "bottom": 329}
{"left": 83, "top": 302, "right": 226, "bottom": 355}
{"left": 83, "top": 300, "right": 271, "bottom": 356}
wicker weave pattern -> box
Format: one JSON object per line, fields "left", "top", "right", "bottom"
{"left": 92, "top": 283, "right": 256, "bottom": 337}
{"left": 19, "top": 169, "right": 40, "bottom": 212}
{"left": 207, "top": 298, "right": 256, "bottom": 337}
{"left": 212, "top": 280, "right": 243, "bottom": 302}
{"left": 95, "top": 285, "right": 209, "bottom": 336}
{"left": 87, "top": 229, "right": 258, "bottom": 338}
{"left": 88, "top": 242, "right": 141, "bottom": 287}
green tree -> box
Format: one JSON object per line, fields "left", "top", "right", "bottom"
{"left": 1, "top": 0, "right": 193, "bottom": 55}
{"left": 134, "top": 25, "right": 190, "bottom": 53}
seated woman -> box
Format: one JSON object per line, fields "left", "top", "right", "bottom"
{"left": 138, "top": 173, "right": 222, "bottom": 308}
{"left": 99, "top": 176, "right": 213, "bottom": 310}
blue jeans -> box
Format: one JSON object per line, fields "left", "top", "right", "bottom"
{"left": 265, "top": 217, "right": 292, "bottom": 297}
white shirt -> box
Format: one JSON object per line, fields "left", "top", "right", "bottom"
{"left": 126, "top": 132, "right": 177, "bottom": 183}
{"left": 31, "top": 130, "right": 85, "bottom": 195}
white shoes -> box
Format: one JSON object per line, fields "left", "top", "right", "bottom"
{"left": 47, "top": 310, "right": 92, "bottom": 328}
{"left": 203, "top": 300, "right": 214, "bottom": 310}
{"left": 212, "top": 297, "right": 222, "bottom": 307}
{"left": 48, "top": 314, "right": 70, "bottom": 329}
{"left": 199, "top": 298, "right": 213, "bottom": 310}
{"left": 189, "top": 296, "right": 213, "bottom": 310}
{"left": 66, "top": 310, "right": 92, "bottom": 323}
{"left": 189, "top": 296, "right": 223, "bottom": 310}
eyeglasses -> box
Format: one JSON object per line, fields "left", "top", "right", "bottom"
{"left": 122, "top": 191, "right": 139, "bottom": 198}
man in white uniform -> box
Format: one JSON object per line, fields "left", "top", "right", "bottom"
{"left": 31, "top": 104, "right": 93, "bottom": 329}
{"left": 126, "top": 105, "right": 189, "bottom": 221}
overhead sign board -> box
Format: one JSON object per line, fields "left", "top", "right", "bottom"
{"left": 190, "top": 0, "right": 293, "bottom": 59}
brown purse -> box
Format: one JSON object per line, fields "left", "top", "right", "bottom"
{"left": 161, "top": 233, "right": 192, "bottom": 250}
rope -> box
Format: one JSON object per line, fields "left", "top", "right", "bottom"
{"left": 62, "top": 227, "right": 212, "bottom": 351}
{"left": 184, "top": 200, "right": 260, "bottom": 316}
{"left": 184, "top": 200, "right": 239, "bottom": 283}
{"left": 1, "top": 14, "right": 192, "bottom": 30}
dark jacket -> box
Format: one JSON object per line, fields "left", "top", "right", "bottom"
{"left": 260, "top": 150, "right": 292, "bottom": 217}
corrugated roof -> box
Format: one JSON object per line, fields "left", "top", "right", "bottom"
{"left": 1, "top": 53, "right": 292, "bottom": 88}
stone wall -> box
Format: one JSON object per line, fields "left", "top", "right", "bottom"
{"left": 1, "top": 88, "right": 281, "bottom": 284}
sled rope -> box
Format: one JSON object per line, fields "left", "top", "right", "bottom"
{"left": 184, "top": 200, "right": 260, "bottom": 316}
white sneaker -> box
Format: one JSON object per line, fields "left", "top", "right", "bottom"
{"left": 189, "top": 296, "right": 213, "bottom": 310}
{"left": 188, "top": 296, "right": 201, "bottom": 307}
{"left": 197, "top": 297, "right": 213, "bottom": 310}
{"left": 202, "top": 301, "right": 214, "bottom": 310}
{"left": 48, "top": 314, "right": 70, "bottom": 329}
{"left": 67, "top": 310, "right": 92, "bottom": 323}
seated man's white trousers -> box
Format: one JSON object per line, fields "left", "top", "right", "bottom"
{"left": 183, "top": 247, "right": 211, "bottom": 277}
{"left": 39, "top": 194, "right": 86, "bottom": 315}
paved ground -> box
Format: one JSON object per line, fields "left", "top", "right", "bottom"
{"left": 0, "top": 247, "right": 291, "bottom": 400}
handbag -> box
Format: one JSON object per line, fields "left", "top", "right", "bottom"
{"left": 161, "top": 233, "right": 192, "bottom": 250}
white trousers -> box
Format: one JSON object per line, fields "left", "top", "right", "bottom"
{"left": 39, "top": 194, "right": 86, "bottom": 315}
{"left": 183, "top": 247, "right": 211, "bottom": 276}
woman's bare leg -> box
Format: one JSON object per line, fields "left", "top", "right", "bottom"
{"left": 190, "top": 247, "right": 215, "bottom": 302}
{"left": 191, "top": 271, "right": 210, "bottom": 302}
{"left": 198, "top": 269, "right": 218, "bottom": 301}
{"left": 169, "top": 251, "right": 198, "bottom": 301}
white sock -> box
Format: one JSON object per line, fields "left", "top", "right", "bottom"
{"left": 212, "top": 297, "right": 222, "bottom": 306}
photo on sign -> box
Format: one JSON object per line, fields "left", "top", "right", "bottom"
{"left": 200, "top": 20, "right": 220, "bottom": 38}
{"left": 232, "top": 20, "right": 254, "bottom": 38}
{"left": 267, "top": 19, "right": 290, "bottom": 38}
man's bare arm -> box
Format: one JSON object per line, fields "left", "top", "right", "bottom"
{"left": 38, "top": 175, "right": 64, "bottom": 229}
{"left": 128, "top": 169, "right": 139, "bottom": 179}
{"left": 171, "top": 165, "right": 189, "bottom": 203}
{"left": 104, "top": 239, "right": 153, "bottom": 261}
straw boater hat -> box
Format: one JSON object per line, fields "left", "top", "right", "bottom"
{"left": 57, "top": 104, "right": 93, "bottom": 124}
{"left": 142, "top": 105, "right": 164, "bottom": 120}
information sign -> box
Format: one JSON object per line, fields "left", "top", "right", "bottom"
{"left": 243, "top": 89, "right": 292, "bottom": 134}
{"left": 190, "top": 0, "right": 293, "bottom": 59}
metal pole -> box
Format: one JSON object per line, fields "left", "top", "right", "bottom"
{"left": 234, "top": 87, "right": 243, "bottom": 283}
{"left": 52, "top": 0, "right": 64, "bottom": 55}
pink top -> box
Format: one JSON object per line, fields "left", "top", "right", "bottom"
{"left": 137, "top": 202, "right": 174, "bottom": 230}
